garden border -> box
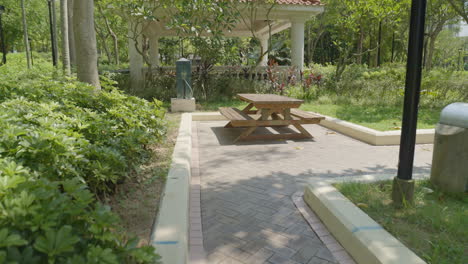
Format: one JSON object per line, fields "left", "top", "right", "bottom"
{"left": 191, "top": 112, "right": 435, "bottom": 145}
{"left": 303, "top": 180, "right": 427, "bottom": 264}
{"left": 150, "top": 113, "right": 192, "bottom": 264}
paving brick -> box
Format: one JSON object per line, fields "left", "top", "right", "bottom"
{"left": 206, "top": 252, "right": 227, "bottom": 264}
{"left": 245, "top": 248, "right": 275, "bottom": 263}
{"left": 290, "top": 244, "right": 320, "bottom": 263}
{"left": 315, "top": 247, "right": 336, "bottom": 263}
{"left": 265, "top": 245, "right": 297, "bottom": 259}
{"left": 192, "top": 122, "right": 433, "bottom": 264}
{"left": 268, "top": 253, "right": 301, "bottom": 264}
{"left": 307, "top": 257, "right": 332, "bottom": 264}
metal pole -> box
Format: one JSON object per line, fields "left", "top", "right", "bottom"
{"left": 397, "top": 0, "right": 427, "bottom": 181}
{"left": 48, "top": 0, "right": 57, "bottom": 66}
{"left": 0, "top": 6, "right": 6, "bottom": 64}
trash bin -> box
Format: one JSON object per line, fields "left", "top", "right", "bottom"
{"left": 430, "top": 103, "right": 468, "bottom": 193}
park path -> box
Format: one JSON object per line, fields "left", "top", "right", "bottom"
{"left": 192, "top": 121, "right": 433, "bottom": 264}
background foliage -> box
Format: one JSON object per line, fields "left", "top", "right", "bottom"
{"left": 0, "top": 54, "right": 163, "bottom": 263}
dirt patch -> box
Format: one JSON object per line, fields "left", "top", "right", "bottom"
{"left": 107, "top": 113, "right": 181, "bottom": 246}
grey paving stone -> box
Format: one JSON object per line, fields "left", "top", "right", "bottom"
{"left": 315, "top": 247, "right": 336, "bottom": 263}
{"left": 219, "top": 257, "right": 246, "bottom": 264}
{"left": 195, "top": 121, "right": 433, "bottom": 264}
{"left": 307, "top": 257, "right": 333, "bottom": 264}
{"left": 268, "top": 253, "right": 301, "bottom": 264}
{"left": 265, "top": 244, "right": 297, "bottom": 259}
{"left": 206, "top": 252, "right": 227, "bottom": 264}
{"left": 290, "top": 245, "right": 320, "bottom": 263}
{"left": 245, "top": 248, "right": 275, "bottom": 264}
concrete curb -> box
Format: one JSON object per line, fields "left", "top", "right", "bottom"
{"left": 293, "top": 191, "right": 356, "bottom": 264}
{"left": 191, "top": 112, "right": 435, "bottom": 146}
{"left": 151, "top": 113, "right": 192, "bottom": 264}
{"left": 303, "top": 181, "right": 426, "bottom": 264}
{"left": 319, "top": 115, "right": 434, "bottom": 145}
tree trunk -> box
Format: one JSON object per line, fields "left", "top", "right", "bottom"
{"left": 67, "top": 0, "right": 76, "bottom": 67}
{"left": 391, "top": 32, "right": 395, "bottom": 63}
{"left": 426, "top": 35, "right": 437, "bottom": 70}
{"left": 95, "top": 24, "right": 112, "bottom": 63}
{"left": 60, "top": 0, "right": 71, "bottom": 76}
{"left": 73, "top": 0, "right": 101, "bottom": 89}
{"left": 97, "top": 4, "right": 119, "bottom": 65}
{"left": 357, "top": 22, "right": 364, "bottom": 64}
{"left": 447, "top": 0, "right": 468, "bottom": 24}
{"left": 377, "top": 20, "right": 382, "bottom": 67}
{"left": 51, "top": 0, "right": 59, "bottom": 65}
{"left": 21, "top": 0, "right": 32, "bottom": 69}
{"left": 425, "top": 25, "right": 443, "bottom": 70}
{"left": 368, "top": 27, "right": 373, "bottom": 66}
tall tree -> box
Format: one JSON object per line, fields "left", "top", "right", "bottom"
{"left": 20, "top": 0, "right": 32, "bottom": 69}
{"left": 96, "top": 2, "right": 120, "bottom": 65}
{"left": 73, "top": 0, "right": 100, "bottom": 89}
{"left": 447, "top": 0, "right": 468, "bottom": 24}
{"left": 67, "top": 0, "right": 76, "bottom": 66}
{"left": 60, "top": 0, "right": 71, "bottom": 75}
{"left": 424, "top": 0, "right": 459, "bottom": 70}
{"left": 51, "top": 0, "right": 59, "bottom": 65}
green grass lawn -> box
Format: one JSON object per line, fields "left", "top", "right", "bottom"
{"left": 335, "top": 180, "right": 468, "bottom": 264}
{"left": 198, "top": 100, "right": 441, "bottom": 131}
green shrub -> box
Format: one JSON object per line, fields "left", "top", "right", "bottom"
{"left": 0, "top": 54, "right": 162, "bottom": 263}
{"left": 0, "top": 159, "right": 159, "bottom": 264}
{"left": 111, "top": 67, "right": 272, "bottom": 102}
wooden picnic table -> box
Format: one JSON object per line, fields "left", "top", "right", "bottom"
{"left": 219, "top": 93, "right": 324, "bottom": 142}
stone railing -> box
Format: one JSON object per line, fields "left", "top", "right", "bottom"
{"left": 142, "top": 65, "right": 298, "bottom": 84}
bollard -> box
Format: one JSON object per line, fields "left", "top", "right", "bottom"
{"left": 430, "top": 103, "right": 468, "bottom": 193}
{"left": 171, "top": 58, "right": 196, "bottom": 112}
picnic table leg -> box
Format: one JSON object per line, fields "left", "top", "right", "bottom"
{"left": 224, "top": 122, "right": 234, "bottom": 128}
{"left": 283, "top": 109, "right": 292, "bottom": 120}
{"left": 293, "top": 124, "right": 313, "bottom": 139}
{"left": 260, "top": 108, "right": 272, "bottom": 120}
{"left": 234, "top": 127, "right": 257, "bottom": 143}
{"left": 241, "top": 103, "right": 257, "bottom": 115}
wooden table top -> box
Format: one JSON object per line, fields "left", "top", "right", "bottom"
{"left": 237, "top": 94, "right": 304, "bottom": 104}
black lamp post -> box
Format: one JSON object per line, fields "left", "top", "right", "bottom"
{"left": 0, "top": 5, "right": 6, "bottom": 65}
{"left": 47, "top": 0, "right": 57, "bottom": 66}
{"left": 392, "top": 0, "right": 427, "bottom": 206}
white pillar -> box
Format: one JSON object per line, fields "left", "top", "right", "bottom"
{"left": 149, "top": 35, "right": 160, "bottom": 67}
{"left": 290, "top": 18, "right": 305, "bottom": 71}
{"left": 128, "top": 22, "right": 144, "bottom": 92}
{"left": 260, "top": 36, "right": 269, "bottom": 66}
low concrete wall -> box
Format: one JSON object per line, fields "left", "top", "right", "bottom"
{"left": 151, "top": 113, "right": 192, "bottom": 264}
{"left": 192, "top": 112, "right": 435, "bottom": 146}
{"left": 304, "top": 182, "right": 426, "bottom": 264}
{"left": 320, "top": 115, "right": 434, "bottom": 145}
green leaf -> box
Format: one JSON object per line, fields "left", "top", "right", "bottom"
{"left": 33, "top": 226, "right": 80, "bottom": 257}
{"left": 0, "top": 228, "right": 28, "bottom": 248}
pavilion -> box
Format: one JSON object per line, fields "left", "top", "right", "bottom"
{"left": 128, "top": 0, "right": 324, "bottom": 89}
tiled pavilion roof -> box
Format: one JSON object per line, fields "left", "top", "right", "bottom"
{"left": 274, "top": 0, "right": 322, "bottom": 5}
{"left": 239, "top": 0, "right": 322, "bottom": 6}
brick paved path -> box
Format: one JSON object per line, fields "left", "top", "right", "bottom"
{"left": 194, "top": 122, "right": 433, "bottom": 264}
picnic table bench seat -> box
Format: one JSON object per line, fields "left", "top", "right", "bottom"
{"left": 290, "top": 109, "right": 326, "bottom": 123}
{"left": 219, "top": 107, "right": 325, "bottom": 127}
{"left": 219, "top": 107, "right": 253, "bottom": 121}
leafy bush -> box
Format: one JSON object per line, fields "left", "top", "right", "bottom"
{"left": 112, "top": 67, "right": 272, "bottom": 103}
{"left": 0, "top": 54, "right": 163, "bottom": 263}
{"left": 296, "top": 63, "right": 467, "bottom": 108}
{"left": 0, "top": 160, "right": 158, "bottom": 264}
